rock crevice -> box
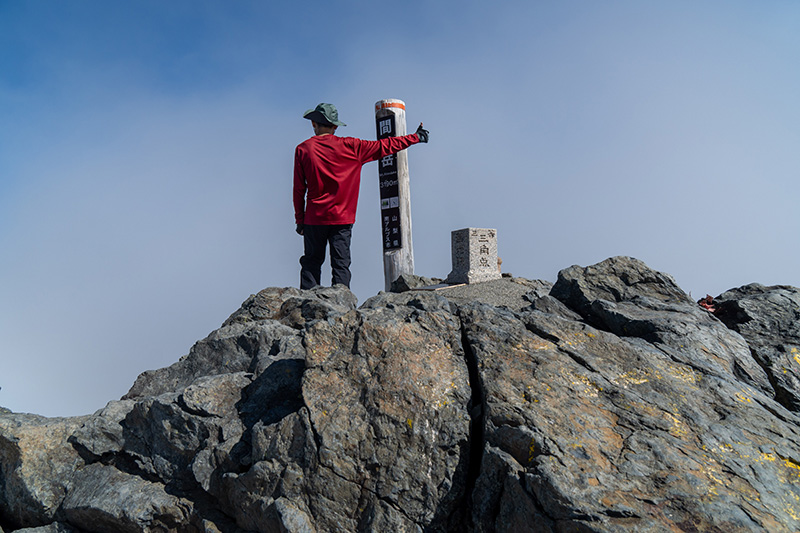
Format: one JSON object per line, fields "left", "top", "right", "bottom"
{"left": 457, "top": 315, "right": 488, "bottom": 530}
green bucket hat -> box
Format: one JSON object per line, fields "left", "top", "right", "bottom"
{"left": 303, "top": 103, "right": 347, "bottom": 127}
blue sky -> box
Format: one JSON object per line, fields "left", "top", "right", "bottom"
{"left": 2, "top": 1, "right": 799, "bottom": 416}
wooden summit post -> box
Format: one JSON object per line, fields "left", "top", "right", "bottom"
{"left": 375, "top": 99, "right": 414, "bottom": 291}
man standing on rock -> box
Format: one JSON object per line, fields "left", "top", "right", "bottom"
{"left": 293, "top": 103, "right": 428, "bottom": 290}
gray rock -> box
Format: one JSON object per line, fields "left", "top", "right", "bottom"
{"left": 715, "top": 283, "right": 800, "bottom": 412}
{"left": 462, "top": 296, "right": 800, "bottom": 531}
{"left": 69, "top": 400, "right": 135, "bottom": 460}
{"left": 433, "top": 277, "right": 550, "bottom": 313}
{"left": 525, "top": 293, "right": 583, "bottom": 321}
{"left": 550, "top": 256, "right": 773, "bottom": 395}
{"left": 272, "top": 496, "right": 316, "bottom": 533}
{"left": 221, "top": 290, "right": 473, "bottom": 532}
{"left": 2, "top": 258, "right": 800, "bottom": 532}
{"left": 61, "top": 462, "right": 193, "bottom": 533}
{"left": 222, "top": 285, "right": 358, "bottom": 327}
{"left": 123, "top": 287, "right": 348, "bottom": 401}
{"left": 0, "top": 413, "right": 87, "bottom": 528}
{"left": 389, "top": 273, "right": 439, "bottom": 292}
{"left": 551, "top": 256, "right": 692, "bottom": 310}
{"left": 303, "top": 291, "right": 472, "bottom": 530}
{"left": 14, "top": 523, "right": 78, "bottom": 533}
{"left": 123, "top": 321, "right": 299, "bottom": 399}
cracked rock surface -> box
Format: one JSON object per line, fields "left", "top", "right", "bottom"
{"left": 2, "top": 257, "right": 800, "bottom": 532}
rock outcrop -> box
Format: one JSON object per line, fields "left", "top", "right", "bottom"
{"left": 2, "top": 257, "right": 799, "bottom": 532}
{"left": 714, "top": 283, "right": 800, "bottom": 412}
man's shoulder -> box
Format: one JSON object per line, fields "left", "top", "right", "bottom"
{"left": 298, "top": 135, "right": 350, "bottom": 146}
{"left": 299, "top": 135, "right": 368, "bottom": 150}
{"left": 324, "top": 135, "right": 361, "bottom": 144}
{"left": 296, "top": 136, "right": 317, "bottom": 149}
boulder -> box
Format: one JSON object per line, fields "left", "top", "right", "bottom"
{"left": 61, "top": 463, "right": 194, "bottom": 533}
{"left": 715, "top": 283, "right": 800, "bottom": 412}
{"left": 123, "top": 286, "right": 350, "bottom": 400}
{"left": 0, "top": 414, "right": 87, "bottom": 528}
{"left": 465, "top": 299, "right": 800, "bottom": 531}
{"left": 221, "top": 291, "right": 473, "bottom": 532}
{"left": 551, "top": 256, "right": 773, "bottom": 395}
{"left": 389, "top": 273, "right": 446, "bottom": 292}
{"left": 1, "top": 257, "right": 799, "bottom": 532}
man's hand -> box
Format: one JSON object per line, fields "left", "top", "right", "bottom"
{"left": 415, "top": 123, "right": 429, "bottom": 143}
{"left": 296, "top": 223, "right": 304, "bottom": 236}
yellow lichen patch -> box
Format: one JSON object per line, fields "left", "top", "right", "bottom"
{"left": 528, "top": 438, "right": 537, "bottom": 464}
{"left": 708, "top": 442, "right": 735, "bottom": 455}
{"left": 734, "top": 393, "right": 752, "bottom": 404}
{"left": 523, "top": 337, "right": 553, "bottom": 352}
{"left": 568, "top": 372, "right": 603, "bottom": 397}
{"left": 677, "top": 450, "right": 766, "bottom": 507}
{"left": 759, "top": 452, "right": 800, "bottom": 481}
{"left": 665, "top": 412, "right": 690, "bottom": 439}
{"left": 561, "top": 330, "right": 598, "bottom": 347}
{"left": 700, "top": 441, "right": 800, "bottom": 495}
{"left": 664, "top": 365, "right": 701, "bottom": 386}
{"left": 613, "top": 368, "right": 653, "bottom": 387}
{"left": 559, "top": 331, "right": 598, "bottom": 348}
{"left": 779, "top": 491, "right": 800, "bottom": 522}
{"left": 782, "top": 456, "right": 800, "bottom": 473}
{"left": 406, "top": 418, "right": 413, "bottom": 430}
{"left": 432, "top": 380, "right": 459, "bottom": 410}
{"left": 697, "top": 462, "right": 726, "bottom": 496}
{"left": 783, "top": 504, "right": 800, "bottom": 522}
{"left": 522, "top": 388, "right": 537, "bottom": 403}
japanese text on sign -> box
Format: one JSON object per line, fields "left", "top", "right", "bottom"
{"left": 376, "top": 113, "right": 402, "bottom": 251}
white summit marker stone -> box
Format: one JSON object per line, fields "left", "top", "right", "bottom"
{"left": 446, "top": 228, "right": 501, "bottom": 284}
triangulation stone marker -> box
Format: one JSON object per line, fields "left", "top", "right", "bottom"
{"left": 446, "top": 228, "right": 501, "bottom": 284}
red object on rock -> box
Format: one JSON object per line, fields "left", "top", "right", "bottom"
{"left": 698, "top": 294, "right": 716, "bottom": 313}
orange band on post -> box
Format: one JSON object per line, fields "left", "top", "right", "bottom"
{"left": 375, "top": 101, "right": 406, "bottom": 111}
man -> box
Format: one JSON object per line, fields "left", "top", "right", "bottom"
{"left": 294, "top": 103, "right": 428, "bottom": 290}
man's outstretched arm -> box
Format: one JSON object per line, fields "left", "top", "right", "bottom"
{"left": 355, "top": 122, "right": 430, "bottom": 163}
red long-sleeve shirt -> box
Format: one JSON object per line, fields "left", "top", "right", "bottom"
{"left": 293, "top": 133, "right": 420, "bottom": 225}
